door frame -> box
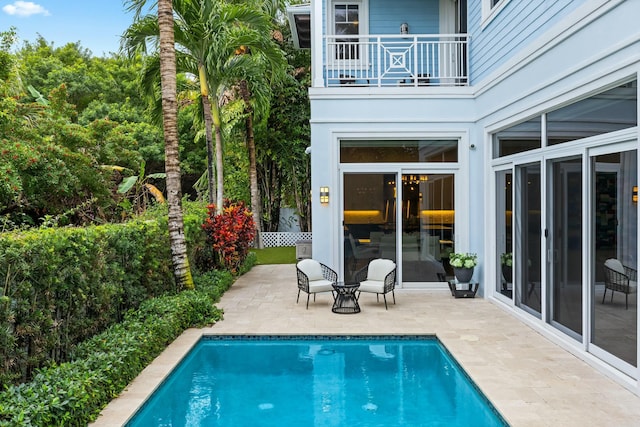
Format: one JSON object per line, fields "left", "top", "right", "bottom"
{"left": 340, "top": 166, "right": 462, "bottom": 289}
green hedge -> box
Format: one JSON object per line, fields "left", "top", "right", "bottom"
{"left": 0, "top": 267, "right": 238, "bottom": 427}
{"left": 0, "top": 203, "right": 208, "bottom": 387}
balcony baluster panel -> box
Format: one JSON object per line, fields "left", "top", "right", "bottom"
{"left": 324, "top": 34, "right": 469, "bottom": 88}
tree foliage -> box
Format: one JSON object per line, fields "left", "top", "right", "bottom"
{"left": 0, "top": 1, "right": 312, "bottom": 230}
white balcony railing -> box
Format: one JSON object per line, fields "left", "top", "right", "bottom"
{"left": 324, "top": 34, "right": 469, "bottom": 88}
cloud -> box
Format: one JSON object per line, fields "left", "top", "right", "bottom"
{"left": 2, "top": 1, "right": 50, "bottom": 17}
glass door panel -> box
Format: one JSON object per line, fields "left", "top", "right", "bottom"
{"left": 517, "top": 164, "right": 542, "bottom": 314}
{"left": 343, "top": 173, "right": 395, "bottom": 283}
{"left": 549, "top": 157, "right": 583, "bottom": 337}
{"left": 591, "top": 150, "right": 637, "bottom": 367}
{"left": 401, "top": 174, "right": 454, "bottom": 283}
{"left": 496, "top": 170, "right": 513, "bottom": 298}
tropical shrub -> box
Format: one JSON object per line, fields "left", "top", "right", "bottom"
{"left": 0, "top": 272, "right": 231, "bottom": 427}
{"left": 201, "top": 200, "right": 256, "bottom": 273}
{"left": 0, "top": 203, "right": 208, "bottom": 387}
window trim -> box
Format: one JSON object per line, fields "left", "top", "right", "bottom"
{"left": 326, "top": 0, "right": 369, "bottom": 67}
{"left": 481, "top": 0, "right": 511, "bottom": 28}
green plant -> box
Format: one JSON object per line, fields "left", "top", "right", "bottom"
{"left": 0, "top": 204, "right": 209, "bottom": 387}
{"left": 501, "top": 252, "right": 513, "bottom": 267}
{"left": 449, "top": 252, "right": 478, "bottom": 269}
{"left": 114, "top": 161, "right": 166, "bottom": 216}
{"left": 0, "top": 277, "right": 228, "bottom": 427}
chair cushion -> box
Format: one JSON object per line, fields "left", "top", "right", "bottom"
{"left": 367, "top": 259, "right": 395, "bottom": 281}
{"left": 297, "top": 259, "right": 324, "bottom": 281}
{"left": 308, "top": 280, "right": 334, "bottom": 293}
{"left": 605, "top": 259, "right": 626, "bottom": 275}
{"left": 358, "top": 280, "right": 384, "bottom": 293}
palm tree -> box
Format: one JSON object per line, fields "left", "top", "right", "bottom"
{"left": 124, "top": 0, "right": 278, "bottom": 213}
{"left": 229, "top": 0, "right": 287, "bottom": 246}
{"left": 126, "top": 0, "right": 194, "bottom": 290}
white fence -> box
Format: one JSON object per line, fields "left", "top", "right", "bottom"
{"left": 260, "top": 232, "right": 312, "bottom": 247}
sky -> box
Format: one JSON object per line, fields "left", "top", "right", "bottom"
{"left": 0, "top": 1, "right": 138, "bottom": 57}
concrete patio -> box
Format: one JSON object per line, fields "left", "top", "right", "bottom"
{"left": 92, "top": 264, "right": 640, "bottom": 426}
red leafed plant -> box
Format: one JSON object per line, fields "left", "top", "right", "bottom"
{"left": 202, "top": 200, "right": 256, "bottom": 273}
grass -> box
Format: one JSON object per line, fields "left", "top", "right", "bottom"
{"left": 250, "top": 246, "right": 297, "bottom": 265}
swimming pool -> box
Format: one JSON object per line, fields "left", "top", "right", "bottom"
{"left": 127, "top": 335, "right": 508, "bottom": 426}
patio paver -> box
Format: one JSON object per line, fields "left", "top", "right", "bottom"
{"left": 91, "top": 264, "right": 640, "bottom": 426}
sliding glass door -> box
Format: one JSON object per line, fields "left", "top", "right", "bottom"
{"left": 343, "top": 173, "right": 395, "bottom": 283}
{"left": 591, "top": 149, "right": 637, "bottom": 370}
{"left": 342, "top": 171, "right": 456, "bottom": 286}
{"left": 549, "top": 157, "right": 583, "bottom": 338}
{"left": 496, "top": 170, "right": 513, "bottom": 298}
{"left": 517, "top": 164, "right": 542, "bottom": 315}
{"left": 401, "top": 174, "right": 454, "bottom": 284}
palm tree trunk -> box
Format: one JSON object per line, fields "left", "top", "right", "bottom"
{"left": 199, "top": 86, "right": 216, "bottom": 204}
{"left": 158, "top": 0, "right": 193, "bottom": 290}
{"left": 239, "top": 80, "right": 263, "bottom": 248}
{"left": 211, "top": 100, "right": 224, "bottom": 213}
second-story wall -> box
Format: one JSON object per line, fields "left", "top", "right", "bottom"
{"left": 321, "top": 0, "right": 440, "bottom": 34}
{"left": 369, "top": 0, "right": 439, "bottom": 34}
{"left": 468, "top": 0, "right": 586, "bottom": 84}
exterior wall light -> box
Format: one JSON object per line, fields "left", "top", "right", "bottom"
{"left": 320, "top": 186, "right": 330, "bottom": 204}
{"left": 400, "top": 23, "right": 409, "bottom": 35}
{"left": 633, "top": 186, "right": 638, "bottom": 204}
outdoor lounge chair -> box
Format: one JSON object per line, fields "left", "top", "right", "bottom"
{"left": 296, "top": 259, "right": 337, "bottom": 309}
{"left": 603, "top": 258, "right": 637, "bottom": 309}
{"left": 355, "top": 258, "right": 397, "bottom": 309}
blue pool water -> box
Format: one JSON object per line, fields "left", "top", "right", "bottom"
{"left": 127, "top": 335, "right": 508, "bottom": 426}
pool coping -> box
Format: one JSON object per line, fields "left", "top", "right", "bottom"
{"left": 90, "top": 264, "right": 640, "bottom": 427}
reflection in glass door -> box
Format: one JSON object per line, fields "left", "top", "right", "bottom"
{"left": 401, "top": 174, "right": 454, "bottom": 284}
{"left": 549, "top": 158, "right": 583, "bottom": 338}
{"left": 591, "top": 150, "right": 637, "bottom": 368}
{"left": 496, "top": 171, "right": 513, "bottom": 298}
{"left": 343, "top": 173, "right": 396, "bottom": 283}
{"left": 517, "top": 164, "right": 542, "bottom": 315}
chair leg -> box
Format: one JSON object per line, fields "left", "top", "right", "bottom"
{"left": 297, "top": 289, "right": 301, "bottom": 304}
{"left": 306, "top": 293, "right": 310, "bottom": 309}
{"left": 383, "top": 294, "right": 388, "bottom": 310}
{"left": 391, "top": 290, "right": 396, "bottom": 305}
{"left": 602, "top": 287, "right": 606, "bottom": 304}
{"left": 626, "top": 293, "right": 628, "bottom": 310}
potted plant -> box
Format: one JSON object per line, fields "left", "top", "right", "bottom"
{"left": 449, "top": 252, "right": 478, "bottom": 283}
{"left": 501, "top": 252, "right": 513, "bottom": 282}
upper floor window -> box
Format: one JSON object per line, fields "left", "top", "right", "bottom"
{"left": 328, "top": 0, "right": 368, "bottom": 61}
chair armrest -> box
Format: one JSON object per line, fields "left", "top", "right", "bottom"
{"left": 296, "top": 267, "right": 310, "bottom": 291}
{"left": 605, "top": 266, "right": 630, "bottom": 288}
{"left": 624, "top": 265, "right": 637, "bottom": 281}
{"left": 319, "top": 262, "right": 338, "bottom": 282}
{"left": 383, "top": 268, "right": 397, "bottom": 293}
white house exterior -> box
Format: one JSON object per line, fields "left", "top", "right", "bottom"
{"left": 291, "top": 0, "right": 639, "bottom": 394}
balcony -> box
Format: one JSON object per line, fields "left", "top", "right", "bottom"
{"left": 324, "top": 34, "right": 469, "bottom": 88}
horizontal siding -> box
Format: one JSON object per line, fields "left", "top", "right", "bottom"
{"left": 320, "top": 0, "right": 440, "bottom": 34}
{"left": 369, "top": 0, "right": 439, "bottom": 35}
{"left": 468, "top": 0, "right": 585, "bottom": 84}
